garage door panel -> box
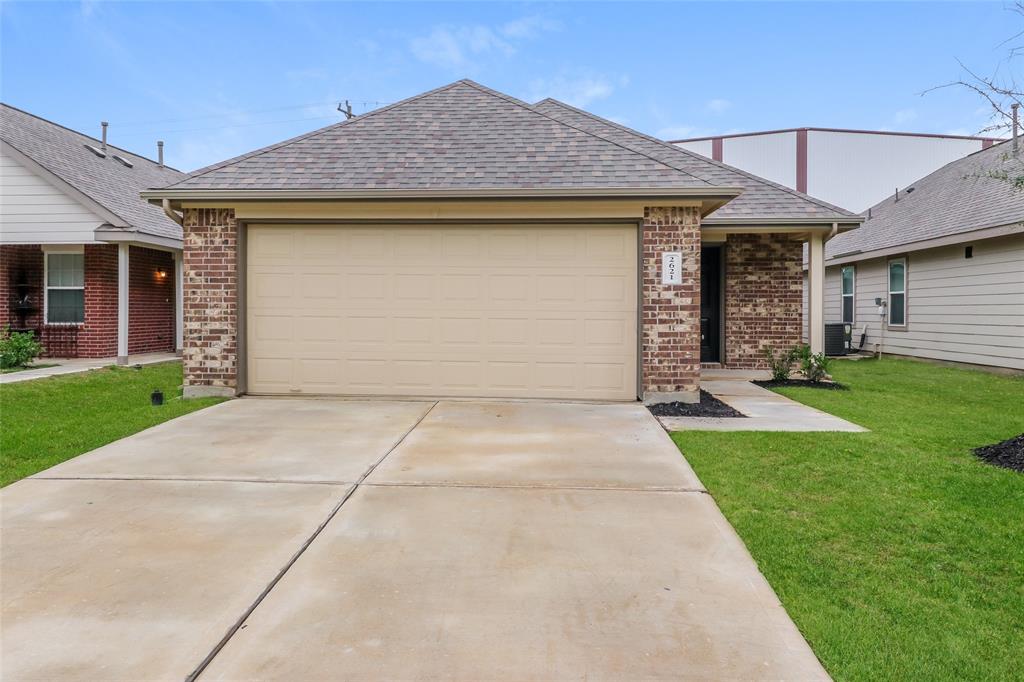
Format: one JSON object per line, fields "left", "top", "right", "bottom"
{"left": 247, "top": 224, "right": 637, "bottom": 400}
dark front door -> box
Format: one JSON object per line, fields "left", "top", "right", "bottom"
{"left": 700, "top": 246, "right": 722, "bottom": 363}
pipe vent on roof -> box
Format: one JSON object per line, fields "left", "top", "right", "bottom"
{"left": 112, "top": 154, "right": 133, "bottom": 168}
{"left": 84, "top": 144, "right": 106, "bottom": 158}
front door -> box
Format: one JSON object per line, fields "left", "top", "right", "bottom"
{"left": 700, "top": 246, "right": 722, "bottom": 363}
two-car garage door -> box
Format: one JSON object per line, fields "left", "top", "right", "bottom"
{"left": 246, "top": 224, "right": 638, "bottom": 400}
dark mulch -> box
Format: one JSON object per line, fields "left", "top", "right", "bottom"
{"left": 648, "top": 390, "right": 746, "bottom": 418}
{"left": 973, "top": 433, "right": 1024, "bottom": 473}
{"left": 754, "top": 379, "right": 848, "bottom": 390}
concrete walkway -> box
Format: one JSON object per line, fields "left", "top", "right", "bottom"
{"left": 2, "top": 398, "right": 828, "bottom": 680}
{"left": 0, "top": 352, "right": 178, "bottom": 384}
{"left": 659, "top": 370, "right": 867, "bottom": 432}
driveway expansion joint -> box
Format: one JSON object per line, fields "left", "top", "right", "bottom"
{"left": 29, "top": 475, "right": 356, "bottom": 486}
{"left": 185, "top": 400, "right": 439, "bottom": 682}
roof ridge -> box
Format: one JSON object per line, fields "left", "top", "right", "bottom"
{"left": 0, "top": 102, "right": 184, "bottom": 173}
{"left": 164, "top": 80, "right": 470, "bottom": 187}
{"left": 533, "top": 97, "right": 855, "bottom": 217}
{"left": 458, "top": 81, "right": 715, "bottom": 188}
{"left": 1, "top": 134, "right": 131, "bottom": 228}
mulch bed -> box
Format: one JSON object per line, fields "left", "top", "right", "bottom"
{"left": 973, "top": 433, "right": 1024, "bottom": 473}
{"left": 648, "top": 390, "right": 746, "bottom": 418}
{"left": 754, "top": 379, "right": 848, "bottom": 390}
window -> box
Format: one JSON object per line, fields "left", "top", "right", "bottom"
{"left": 45, "top": 251, "right": 85, "bottom": 324}
{"left": 841, "top": 265, "right": 855, "bottom": 324}
{"left": 888, "top": 258, "right": 907, "bottom": 327}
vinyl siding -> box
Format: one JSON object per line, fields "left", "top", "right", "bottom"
{"left": 824, "top": 233, "right": 1024, "bottom": 369}
{"left": 0, "top": 147, "right": 103, "bottom": 244}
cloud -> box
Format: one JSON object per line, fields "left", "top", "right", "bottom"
{"left": 706, "top": 98, "right": 732, "bottom": 113}
{"left": 893, "top": 108, "right": 918, "bottom": 125}
{"left": 527, "top": 74, "right": 627, "bottom": 108}
{"left": 409, "top": 15, "right": 560, "bottom": 69}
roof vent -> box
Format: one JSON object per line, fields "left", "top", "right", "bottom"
{"left": 112, "top": 154, "right": 134, "bottom": 168}
{"left": 84, "top": 144, "right": 106, "bottom": 158}
{"left": 905, "top": 187, "right": 915, "bottom": 194}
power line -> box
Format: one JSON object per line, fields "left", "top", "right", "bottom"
{"left": 110, "top": 99, "right": 343, "bottom": 128}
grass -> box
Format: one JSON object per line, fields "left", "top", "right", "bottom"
{"left": 2, "top": 363, "right": 58, "bottom": 374}
{"left": 672, "top": 357, "right": 1024, "bottom": 681}
{"left": 0, "top": 361, "right": 225, "bottom": 487}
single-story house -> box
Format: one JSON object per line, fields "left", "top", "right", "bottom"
{"left": 143, "top": 80, "right": 860, "bottom": 403}
{"left": 1, "top": 104, "right": 184, "bottom": 360}
{"left": 819, "top": 140, "right": 1023, "bottom": 370}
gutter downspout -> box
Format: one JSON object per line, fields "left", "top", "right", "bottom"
{"left": 162, "top": 199, "right": 184, "bottom": 226}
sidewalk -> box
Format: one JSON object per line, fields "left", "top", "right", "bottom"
{"left": 659, "top": 370, "right": 867, "bottom": 432}
{"left": 1, "top": 353, "right": 179, "bottom": 385}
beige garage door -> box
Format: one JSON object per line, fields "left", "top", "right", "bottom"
{"left": 246, "top": 224, "right": 638, "bottom": 400}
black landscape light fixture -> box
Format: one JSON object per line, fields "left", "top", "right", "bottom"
{"left": 151, "top": 389, "right": 164, "bottom": 406}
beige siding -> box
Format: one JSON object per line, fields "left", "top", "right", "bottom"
{"left": 824, "top": 233, "right": 1024, "bottom": 369}
{"left": 0, "top": 147, "right": 103, "bottom": 244}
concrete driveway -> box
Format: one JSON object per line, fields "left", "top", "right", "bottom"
{"left": 2, "top": 399, "right": 827, "bottom": 681}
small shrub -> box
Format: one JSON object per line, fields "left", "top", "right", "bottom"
{"left": 763, "top": 345, "right": 799, "bottom": 381}
{"left": 796, "top": 344, "right": 833, "bottom": 383}
{"left": 0, "top": 327, "right": 42, "bottom": 369}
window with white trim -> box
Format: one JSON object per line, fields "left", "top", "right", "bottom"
{"left": 45, "top": 252, "right": 85, "bottom": 324}
{"left": 841, "top": 265, "right": 855, "bottom": 324}
{"left": 888, "top": 258, "right": 906, "bottom": 327}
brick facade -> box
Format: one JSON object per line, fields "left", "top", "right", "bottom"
{"left": 1, "top": 243, "right": 177, "bottom": 359}
{"left": 723, "top": 233, "right": 804, "bottom": 369}
{"left": 182, "top": 208, "right": 238, "bottom": 397}
{"left": 128, "top": 246, "right": 175, "bottom": 354}
{"left": 641, "top": 206, "right": 702, "bottom": 403}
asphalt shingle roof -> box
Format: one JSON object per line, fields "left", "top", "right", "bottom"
{"left": 531, "top": 98, "right": 856, "bottom": 223}
{"left": 826, "top": 140, "right": 1024, "bottom": 260}
{"left": 1, "top": 103, "right": 184, "bottom": 241}
{"left": 166, "top": 81, "right": 715, "bottom": 192}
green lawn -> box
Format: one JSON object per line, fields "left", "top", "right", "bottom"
{"left": 672, "top": 358, "right": 1024, "bottom": 681}
{"left": 0, "top": 361, "right": 225, "bottom": 487}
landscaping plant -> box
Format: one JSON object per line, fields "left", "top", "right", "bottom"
{"left": 762, "top": 344, "right": 800, "bottom": 381}
{"left": 0, "top": 327, "right": 42, "bottom": 370}
{"left": 796, "top": 344, "right": 832, "bottom": 383}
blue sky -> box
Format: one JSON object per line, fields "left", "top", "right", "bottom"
{"left": 1, "top": 1, "right": 1015, "bottom": 171}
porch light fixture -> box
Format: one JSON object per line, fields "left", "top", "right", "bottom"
{"left": 155, "top": 268, "right": 167, "bottom": 280}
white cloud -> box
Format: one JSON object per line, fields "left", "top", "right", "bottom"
{"left": 706, "top": 98, "right": 732, "bottom": 113}
{"left": 409, "top": 16, "right": 560, "bottom": 70}
{"left": 527, "top": 74, "right": 628, "bottom": 108}
{"left": 893, "top": 108, "right": 918, "bottom": 125}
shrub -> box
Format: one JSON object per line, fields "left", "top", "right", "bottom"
{"left": 796, "top": 344, "right": 833, "bottom": 383}
{"left": 763, "top": 344, "right": 799, "bottom": 381}
{"left": 0, "top": 327, "right": 42, "bottom": 369}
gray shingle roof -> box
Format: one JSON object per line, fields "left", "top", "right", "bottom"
{"left": 531, "top": 98, "right": 857, "bottom": 223}
{"left": 165, "top": 81, "right": 716, "bottom": 192}
{"left": 1, "top": 103, "right": 184, "bottom": 241}
{"left": 826, "top": 140, "right": 1024, "bottom": 260}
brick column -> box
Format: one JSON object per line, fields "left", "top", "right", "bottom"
{"left": 182, "top": 208, "right": 238, "bottom": 398}
{"left": 723, "top": 233, "right": 804, "bottom": 369}
{"left": 641, "top": 206, "right": 701, "bottom": 404}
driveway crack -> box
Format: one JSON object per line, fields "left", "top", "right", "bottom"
{"left": 185, "top": 400, "right": 439, "bottom": 681}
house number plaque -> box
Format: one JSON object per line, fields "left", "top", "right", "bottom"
{"left": 661, "top": 251, "right": 683, "bottom": 285}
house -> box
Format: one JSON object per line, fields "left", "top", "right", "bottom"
{"left": 142, "top": 80, "right": 860, "bottom": 403}
{"left": 1, "top": 104, "right": 184, "bottom": 361}
{"left": 821, "top": 140, "right": 1024, "bottom": 370}
{"left": 673, "top": 128, "right": 998, "bottom": 212}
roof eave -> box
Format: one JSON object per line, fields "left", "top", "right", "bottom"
{"left": 702, "top": 216, "right": 863, "bottom": 229}
{"left": 142, "top": 186, "right": 744, "bottom": 203}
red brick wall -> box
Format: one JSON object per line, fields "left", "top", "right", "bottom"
{"left": 2, "top": 245, "right": 43, "bottom": 332}
{"left": 724, "top": 233, "right": 804, "bottom": 369}
{"left": 78, "top": 244, "right": 118, "bottom": 358}
{"left": 641, "top": 206, "right": 702, "bottom": 402}
{"left": 182, "top": 208, "right": 238, "bottom": 396}
{"left": 128, "top": 246, "right": 175, "bottom": 354}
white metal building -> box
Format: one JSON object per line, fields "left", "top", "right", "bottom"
{"left": 673, "top": 128, "right": 998, "bottom": 212}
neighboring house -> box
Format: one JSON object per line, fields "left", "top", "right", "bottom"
{"left": 821, "top": 140, "right": 1024, "bottom": 370}
{"left": 1, "top": 104, "right": 184, "bottom": 361}
{"left": 673, "top": 128, "right": 998, "bottom": 212}
{"left": 143, "top": 79, "right": 860, "bottom": 403}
